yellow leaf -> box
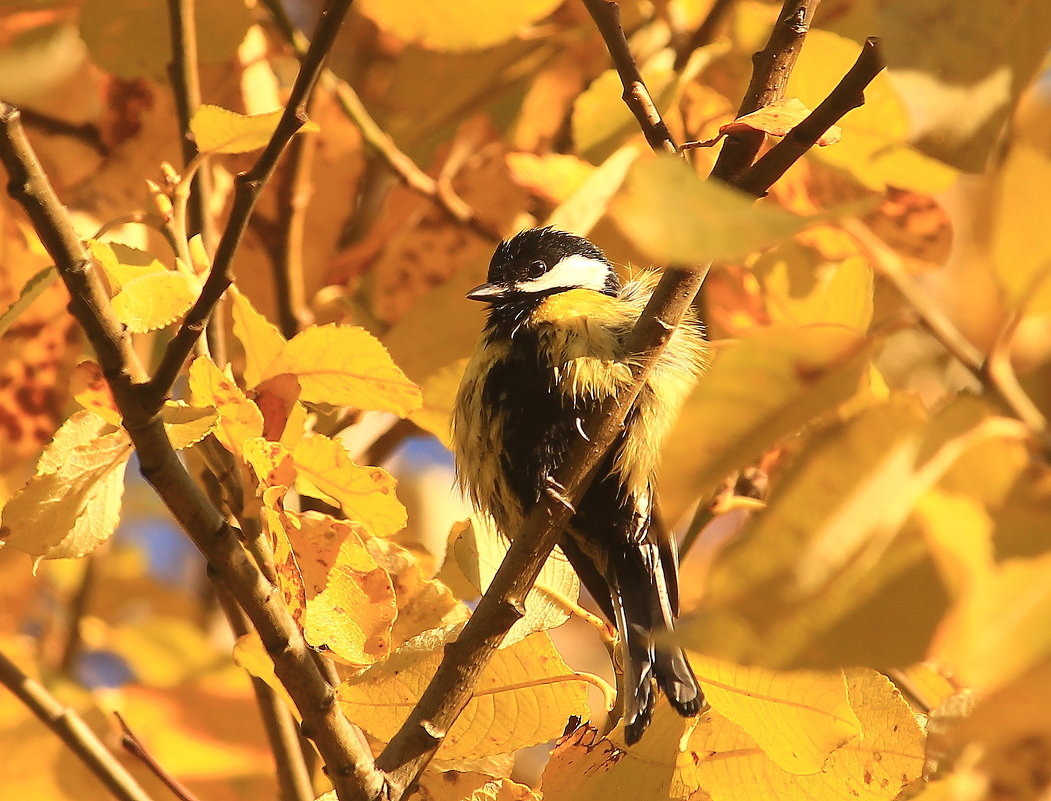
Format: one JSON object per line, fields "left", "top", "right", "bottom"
{"left": 658, "top": 325, "right": 871, "bottom": 520}
{"left": 293, "top": 434, "right": 407, "bottom": 538}
{"left": 544, "top": 145, "right": 640, "bottom": 237}
{"left": 876, "top": 0, "right": 1051, "bottom": 172}
{"left": 409, "top": 359, "right": 466, "bottom": 448}
{"left": 688, "top": 670, "right": 924, "bottom": 801}
{"left": 259, "top": 486, "right": 308, "bottom": 629}
{"left": 0, "top": 266, "right": 56, "bottom": 338}
{"left": 229, "top": 286, "right": 287, "bottom": 388}
{"left": 232, "top": 632, "right": 298, "bottom": 718}
{"left": 541, "top": 706, "right": 698, "bottom": 801}
{"left": 70, "top": 360, "right": 121, "bottom": 425}
{"left": 366, "top": 537, "right": 469, "bottom": 649}
{"left": 357, "top": 0, "right": 563, "bottom": 51}
{"left": 261, "top": 324, "right": 422, "bottom": 416}
{"left": 338, "top": 627, "right": 589, "bottom": 758}
{"left": 609, "top": 155, "right": 809, "bottom": 265}
{"left": 762, "top": 254, "right": 874, "bottom": 331}
{"left": 109, "top": 616, "right": 218, "bottom": 688}
{"left": 161, "top": 401, "right": 218, "bottom": 450}
{"left": 441, "top": 515, "right": 580, "bottom": 648}
{"left": 689, "top": 655, "right": 861, "bottom": 774}
{"left": 506, "top": 152, "right": 596, "bottom": 204}
{"left": 278, "top": 509, "right": 397, "bottom": 667}
{"left": 934, "top": 549, "right": 1051, "bottom": 693}
{"left": 1, "top": 412, "right": 131, "bottom": 562}
{"left": 418, "top": 771, "right": 540, "bottom": 801}
{"left": 187, "top": 356, "right": 263, "bottom": 458}
{"left": 984, "top": 144, "right": 1051, "bottom": 313}
{"left": 190, "top": 104, "right": 319, "bottom": 155}
{"left": 677, "top": 398, "right": 1024, "bottom": 670}
{"left": 90, "top": 240, "right": 198, "bottom": 333}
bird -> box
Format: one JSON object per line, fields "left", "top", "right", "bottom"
{"left": 452, "top": 226, "right": 708, "bottom": 744}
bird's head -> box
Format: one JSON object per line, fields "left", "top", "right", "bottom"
{"left": 467, "top": 227, "right": 619, "bottom": 304}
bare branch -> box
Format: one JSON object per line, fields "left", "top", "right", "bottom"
{"left": 273, "top": 119, "right": 316, "bottom": 339}
{"left": 146, "top": 0, "right": 356, "bottom": 409}
{"left": 0, "top": 102, "right": 385, "bottom": 801}
{"left": 258, "top": 0, "right": 502, "bottom": 241}
{"left": 582, "top": 0, "right": 678, "bottom": 155}
{"left": 166, "top": 0, "right": 224, "bottom": 364}
{"left": 710, "top": 0, "right": 821, "bottom": 183}
{"left": 735, "top": 37, "right": 884, "bottom": 196}
{"left": 115, "top": 711, "right": 203, "bottom": 801}
{"left": 674, "top": 0, "right": 736, "bottom": 70}
{"left": 0, "top": 648, "right": 156, "bottom": 801}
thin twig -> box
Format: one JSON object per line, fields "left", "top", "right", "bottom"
{"left": 58, "top": 554, "right": 98, "bottom": 677}
{"left": 843, "top": 218, "right": 1051, "bottom": 452}
{"left": 735, "top": 37, "right": 884, "bottom": 196}
{"left": 0, "top": 648, "right": 156, "bottom": 801}
{"left": 166, "top": 0, "right": 224, "bottom": 366}
{"left": 710, "top": 0, "right": 821, "bottom": 183}
{"left": 0, "top": 102, "right": 385, "bottom": 801}
{"left": 273, "top": 113, "right": 316, "bottom": 339}
{"left": 212, "top": 586, "right": 316, "bottom": 801}
{"left": 146, "top": 0, "right": 356, "bottom": 410}
{"left": 674, "top": 0, "right": 736, "bottom": 71}
{"left": 257, "top": 0, "right": 501, "bottom": 241}
{"left": 114, "top": 711, "right": 203, "bottom": 801}
{"left": 19, "top": 107, "right": 108, "bottom": 155}
{"left": 374, "top": 2, "right": 836, "bottom": 795}
{"left": 582, "top": 0, "right": 678, "bottom": 155}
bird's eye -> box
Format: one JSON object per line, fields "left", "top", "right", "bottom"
{"left": 527, "top": 260, "right": 547, "bottom": 279}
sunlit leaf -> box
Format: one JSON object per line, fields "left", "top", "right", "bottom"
{"left": 187, "top": 356, "right": 263, "bottom": 458}
{"left": 690, "top": 655, "right": 861, "bottom": 774}
{"left": 677, "top": 398, "right": 1025, "bottom": 670}
{"left": 658, "top": 325, "right": 872, "bottom": 521}
{"left": 418, "top": 770, "right": 541, "bottom": 801}
{"left": 0, "top": 266, "right": 56, "bottom": 338}
{"left": 229, "top": 286, "right": 287, "bottom": 388}
{"left": 190, "top": 105, "right": 318, "bottom": 155}
{"left": 161, "top": 401, "right": 218, "bottom": 450}
{"left": 338, "top": 627, "right": 589, "bottom": 758}
{"left": 89, "top": 240, "right": 198, "bottom": 333}
{"left": 761, "top": 253, "right": 874, "bottom": 331}
{"left": 109, "top": 616, "right": 219, "bottom": 688}
{"left": 292, "top": 434, "right": 407, "bottom": 538}
{"left": 720, "top": 98, "right": 841, "bottom": 145}
{"left": 261, "top": 325, "right": 422, "bottom": 416}
{"left": 688, "top": 670, "right": 924, "bottom": 801}
{"left": 507, "top": 152, "right": 596, "bottom": 205}
{"left": 408, "top": 359, "right": 466, "bottom": 449}
{"left": 70, "top": 360, "right": 121, "bottom": 425}
{"left": 0, "top": 412, "right": 131, "bottom": 562}
{"left": 366, "top": 538, "right": 470, "bottom": 649}
{"left": 440, "top": 515, "right": 580, "bottom": 648}
{"left": 544, "top": 145, "right": 640, "bottom": 236}
{"left": 609, "top": 155, "right": 809, "bottom": 265}
{"left": 232, "top": 632, "right": 297, "bottom": 717}
{"left": 356, "top": 0, "right": 562, "bottom": 51}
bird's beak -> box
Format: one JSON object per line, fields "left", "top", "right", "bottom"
{"left": 466, "top": 282, "right": 509, "bottom": 302}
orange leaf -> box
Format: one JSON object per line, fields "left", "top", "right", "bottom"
{"left": 720, "top": 98, "right": 841, "bottom": 146}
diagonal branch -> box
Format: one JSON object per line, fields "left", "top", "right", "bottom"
{"left": 145, "top": 0, "right": 356, "bottom": 410}
{"left": 0, "top": 648, "right": 156, "bottom": 801}
{"left": 711, "top": 0, "right": 821, "bottom": 183}
{"left": 374, "top": 1, "right": 838, "bottom": 797}
{"left": 0, "top": 103, "right": 383, "bottom": 801}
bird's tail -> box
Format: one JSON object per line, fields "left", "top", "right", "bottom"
{"left": 610, "top": 546, "right": 703, "bottom": 744}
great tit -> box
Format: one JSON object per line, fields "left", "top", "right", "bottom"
{"left": 452, "top": 227, "right": 708, "bottom": 744}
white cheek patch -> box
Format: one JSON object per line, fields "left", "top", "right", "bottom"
{"left": 515, "top": 254, "right": 610, "bottom": 294}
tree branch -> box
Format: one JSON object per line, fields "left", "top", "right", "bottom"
{"left": 146, "top": 0, "right": 356, "bottom": 409}
{"left": 114, "top": 711, "right": 203, "bottom": 801}
{"left": 258, "top": 0, "right": 502, "bottom": 241}
{"left": 735, "top": 36, "right": 883, "bottom": 196}
{"left": 273, "top": 116, "right": 316, "bottom": 339}
{"left": 0, "top": 102, "right": 384, "bottom": 801}
{"left": 166, "top": 0, "right": 224, "bottom": 364}
{"left": 0, "top": 648, "right": 156, "bottom": 801}
{"left": 674, "top": 0, "right": 736, "bottom": 71}
{"left": 710, "top": 0, "right": 821, "bottom": 183}
{"left": 373, "top": 1, "right": 835, "bottom": 796}
{"left": 582, "top": 0, "right": 678, "bottom": 155}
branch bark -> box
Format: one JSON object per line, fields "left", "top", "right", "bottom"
{"left": 0, "top": 102, "right": 384, "bottom": 801}
{"left": 146, "top": 0, "right": 356, "bottom": 409}
{"left": 0, "top": 648, "right": 156, "bottom": 801}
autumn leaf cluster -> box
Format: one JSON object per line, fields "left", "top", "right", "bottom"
{"left": 0, "top": 2, "right": 1049, "bottom": 801}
